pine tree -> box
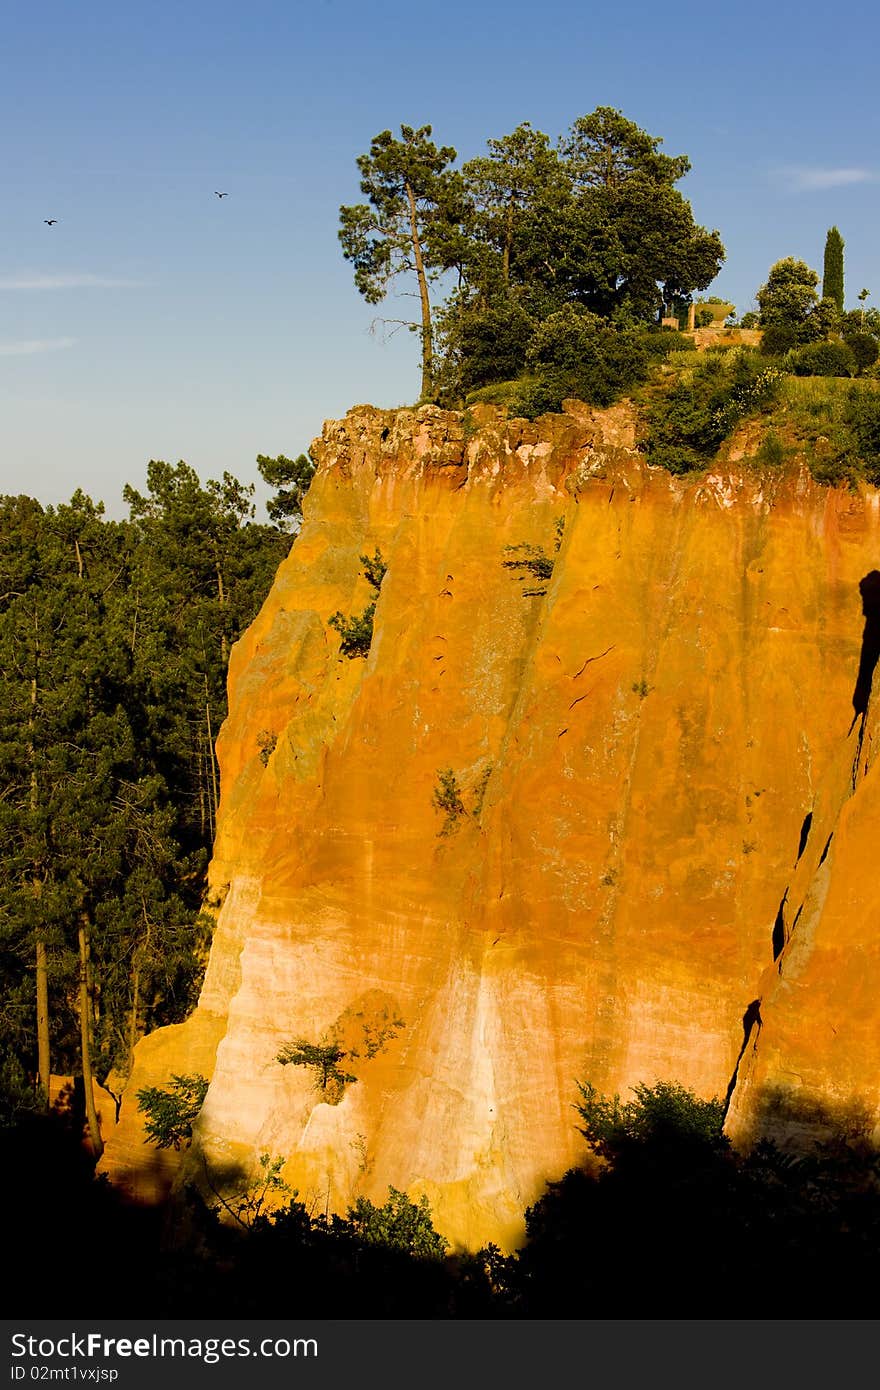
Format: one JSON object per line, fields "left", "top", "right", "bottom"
{"left": 822, "top": 226, "right": 845, "bottom": 313}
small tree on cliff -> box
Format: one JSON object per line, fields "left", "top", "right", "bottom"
{"left": 339, "top": 125, "right": 460, "bottom": 401}
{"left": 822, "top": 226, "right": 845, "bottom": 314}
{"left": 256, "top": 452, "right": 315, "bottom": 531}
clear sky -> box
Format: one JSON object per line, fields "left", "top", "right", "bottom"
{"left": 3, "top": 0, "right": 879, "bottom": 518}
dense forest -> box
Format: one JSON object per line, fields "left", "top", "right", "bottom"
{"left": 0, "top": 453, "right": 312, "bottom": 1144}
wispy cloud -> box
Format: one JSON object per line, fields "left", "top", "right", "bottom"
{"left": 779, "top": 166, "right": 877, "bottom": 192}
{"left": 0, "top": 272, "right": 143, "bottom": 290}
{"left": 0, "top": 337, "right": 76, "bottom": 356}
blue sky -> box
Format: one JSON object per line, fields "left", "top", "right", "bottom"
{"left": 2, "top": 0, "right": 879, "bottom": 518}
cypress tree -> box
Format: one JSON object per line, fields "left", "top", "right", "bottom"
{"left": 822, "top": 226, "right": 845, "bottom": 313}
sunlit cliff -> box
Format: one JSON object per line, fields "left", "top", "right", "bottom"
{"left": 100, "top": 398, "right": 880, "bottom": 1251}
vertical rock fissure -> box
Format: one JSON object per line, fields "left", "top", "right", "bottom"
{"left": 723, "top": 998, "right": 763, "bottom": 1117}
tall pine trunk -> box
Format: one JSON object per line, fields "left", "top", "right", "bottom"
{"left": 29, "top": 640, "right": 51, "bottom": 1109}
{"left": 78, "top": 920, "right": 104, "bottom": 1159}
{"left": 405, "top": 179, "right": 434, "bottom": 400}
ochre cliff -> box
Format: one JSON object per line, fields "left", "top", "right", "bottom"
{"left": 100, "top": 400, "right": 880, "bottom": 1251}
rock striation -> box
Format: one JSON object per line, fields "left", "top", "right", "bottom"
{"left": 101, "top": 400, "right": 880, "bottom": 1251}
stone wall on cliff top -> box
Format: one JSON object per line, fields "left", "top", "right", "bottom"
{"left": 99, "top": 399, "right": 880, "bottom": 1252}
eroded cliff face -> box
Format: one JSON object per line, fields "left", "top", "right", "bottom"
{"left": 100, "top": 400, "right": 880, "bottom": 1250}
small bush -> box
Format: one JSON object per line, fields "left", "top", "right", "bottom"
{"left": 136, "top": 1073, "right": 209, "bottom": 1150}
{"left": 277, "top": 1040, "right": 357, "bottom": 1097}
{"left": 525, "top": 306, "right": 648, "bottom": 408}
{"left": 432, "top": 769, "right": 467, "bottom": 836}
{"left": 329, "top": 602, "right": 377, "bottom": 657}
{"left": 328, "top": 548, "right": 387, "bottom": 659}
{"left": 348, "top": 1186, "right": 448, "bottom": 1260}
{"left": 847, "top": 391, "right": 880, "bottom": 485}
{"left": 256, "top": 730, "right": 277, "bottom": 766}
{"left": 757, "top": 429, "right": 787, "bottom": 467}
{"left": 847, "top": 333, "right": 880, "bottom": 375}
{"left": 790, "top": 341, "right": 855, "bottom": 378}
{"left": 645, "top": 353, "right": 784, "bottom": 475}
{"left": 575, "top": 1078, "right": 726, "bottom": 1158}
{"left": 760, "top": 323, "right": 798, "bottom": 356}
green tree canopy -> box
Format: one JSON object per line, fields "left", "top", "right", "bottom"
{"left": 255, "top": 452, "right": 316, "bottom": 530}
{"left": 822, "top": 226, "right": 845, "bottom": 313}
{"left": 342, "top": 109, "right": 726, "bottom": 406}
{"left": 339, "top": 124, "right": 461, "bottom": 400}
{"left": 756, "top": 258, "right": 820, "bottom": 338}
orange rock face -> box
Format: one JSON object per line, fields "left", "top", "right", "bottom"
{"left": 100, "top": 402, "right": 880, "bottom": 1249}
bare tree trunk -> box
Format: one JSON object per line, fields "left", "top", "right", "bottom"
{"left": 35, "top": 937, "right": 50, "bottom": 1109}
{"left": 127, "top": 896, "right": 153, "bottom": 1072}
{"left": 29, "top": 647, "right": 51, "bottom": 1110}
{"left": 78, "top": 920, "right": 104, "bottom": 1159}
{"left": 215, "top": 561, "right": 229, "bottom": 666}
{"left": 204, "top": 679, "right": 219, "bottom": 837}
{"left": 405, "top": 179, "right": 434, "bottom": 400}
{"left": 503, "top": 201, "right": 513, "bottom": 284}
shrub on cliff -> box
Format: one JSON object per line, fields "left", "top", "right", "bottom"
{"left": 136, "top": 1072, "right": 209, "bottom": 1149}
{"left": 645, "top": 350, "right": 783, "bottom": 473}
{"left": 328, "top": 548, "right": 387, "bottom": 659}
{"left": 525, "top": 306, "right": 648, "bottom": 408}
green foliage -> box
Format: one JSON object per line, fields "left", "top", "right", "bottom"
{"left": 0, "top": 467, "right": 288, "bottom": 1103}
{"left": 343, "top": 108, "right": 724, "bottom": 403}
{"left": 822, "top": 226, "right": 845, "bottom": 313}
{"left": 847, "top": 333, "right": 880, "bottom": 374}
{"left": 756, "top": 257, "right": 820, "bottom": 339}
{"left": 204, "top": 1151, "right": 294, "bottom": 1232}
{"left": 645, "top": 351, "right": 784, "bottom": 474}
{"left": 757, "top": 428, "right": 787, "bottom": 467}
{"left": 759, "top": 322, "right": 798, "bottom": 356}
{"left": 277, "top": 1040, "right": 357, "bottom": 1095}
{"left": 471, "top": 763, "right": 493, "bottom": 818}
{"left": 432, "top": 768, "right": 467, "bottom": 836}
{"left": 359, "top": 547, "right": 388, "bottom": 591}
{"left": 846, "top": 391, "right": 880, "bottom": 485}
{"left": 524, "top": 306, "right": 648, "bottom": 408}
{"left": 255, "top": 452, "right": 316, "bottom": 529}
{"left": 574, "top": 1078, "right": 726, "bottom": 1158}
{"left": 348, "top": 1186, "right": 448, "bottom": 1260}
{"left": 789, "top": 340, "right": 855, "bottom": 378}
{"left": 136, "top": 1073, "right": 209, "bottom": 1149}
{"left": 502, "top": 516, "right": 564, "bottom": 597}
{"left": 328, "top": 602, "right": 377, "bottom": 657}
{"left": 277, "top": 1008, "right": 405, "bottom": 1103}
{"left": 328, "top": 548, "right": 387, "bottom": 659}
{"left": 502, "top": 544, "right": 553, "bottom": 588}
{"left": 339, "top": 124, "right": 461, "bottom": 397}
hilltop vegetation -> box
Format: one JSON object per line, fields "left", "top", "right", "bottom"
{"left": 339, "top": 110, "right": 880, "bottom": 488}
{"left": 339, "top": 107, "right": 725, "bottom": 404}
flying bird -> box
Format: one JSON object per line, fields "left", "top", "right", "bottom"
{"left": 214, "top": 191, "right": 228, "bottom": 198}
{"left": 44, "top": 219, "right": 58, "bottom": 225}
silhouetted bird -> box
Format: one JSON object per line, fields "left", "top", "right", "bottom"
{"left": 214, "top": 191, "right": 228, "bottom": 198}
{"left": 44, "top": 219, "right": 58, "bottom": 225}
